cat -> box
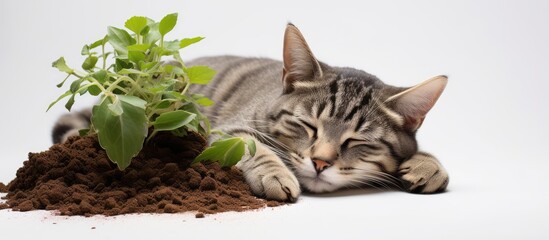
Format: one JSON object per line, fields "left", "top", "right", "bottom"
{"left": 53, "top": 24, "right": 449, "bottom": 202}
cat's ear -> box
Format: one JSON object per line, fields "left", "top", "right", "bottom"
{"left": 282, "top": 23, "right": 323, "bottom": 93}
{"left": 385, "top": 75, "right": 448, "bottom": 131}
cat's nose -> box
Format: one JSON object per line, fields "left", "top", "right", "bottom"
{"left": 312, "top": 159, "right": 333, "bottom": 174}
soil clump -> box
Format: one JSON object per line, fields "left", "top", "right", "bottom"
{"left": 1, "top": 133, "right": 281, "bottom": 216}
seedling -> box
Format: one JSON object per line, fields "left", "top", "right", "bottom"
{"left": 49, "top": 13, "right": 254, "bottom": 170}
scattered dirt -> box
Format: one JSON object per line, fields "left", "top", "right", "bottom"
{"left": 0, "top": 182, "right": 8, "bottom": 210}
{"left": 2, "top": 132, "right": 282, "bottom": 216}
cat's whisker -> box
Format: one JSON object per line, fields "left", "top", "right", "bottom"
{"left": 256, "top": 133, "right": 293, "bottom": 152}
{"left": 224, "top": 124, "right": 293, "bottom": 153}
{"left": 360, "top": 174, "right": 402, "bottom": 190}
{"left": 354, "top": 175, "right": 392, "bottom": 190}
{"left": 347, "top": 179, "right": 384, "bottom": 191}
{"left": 277, "top": 151, "right": 300, "bottom": 166}
{"left": 289, "top": 152, "right": 304, "bottom": 163}
{"left": 353, "top": 167, "right": 401, "bottom": 182}
{"left": 345, "top": 168, "right": 403, "bottom": 190}
{"left": 349, "top": 178, "right": 391, "bottom": 190}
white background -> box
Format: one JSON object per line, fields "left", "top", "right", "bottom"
{"left": 1, "top": 0, "right": 548, "bottom": 239}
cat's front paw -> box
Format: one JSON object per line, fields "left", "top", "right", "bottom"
{"left": 260, "top": 171, "right": 300, "bottom": 202}
{"left": 238, "top": 153, "right": 301, "bottom": 202}
{"left": 398, "top": 153, "right": 449, "bottom": 193}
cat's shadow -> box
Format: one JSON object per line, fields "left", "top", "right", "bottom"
{"left": 302, "top": 187, "right": 397, "bottom": 198}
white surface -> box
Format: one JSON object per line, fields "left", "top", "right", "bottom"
{"left": 1, "top": 0, "right": 548, "bottom": 239}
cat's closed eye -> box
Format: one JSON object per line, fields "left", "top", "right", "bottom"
{"left": 341, "top": 138, "right": 361, "bottom": 150}
{"left": 341, "top": 138, "right": 379, "bottom": 150}
{"left": 297, "top": 119, "right": 317, "bottom": 140}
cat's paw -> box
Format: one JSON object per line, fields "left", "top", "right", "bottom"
{"left": 238, "top": 155, "right": 301, "bottom": 202}
{"left": 260, "top": 171, "right": 301, "bottom": 202}
{"left": 398, "top": 153, "right": 449, "bottom": 193}
{"left": 234, "top": 139, "right": 301, "bottom": 202}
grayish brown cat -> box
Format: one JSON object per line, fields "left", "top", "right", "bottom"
{"left": 53, "top": 24, "right": 449, "bottom": 202}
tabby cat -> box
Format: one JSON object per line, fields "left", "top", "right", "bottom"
{"left": 53, "top": 24, "right": 449, "bottom": 202}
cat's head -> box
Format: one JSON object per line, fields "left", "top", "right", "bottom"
{"left": 267, "top": 24, "right": 447, "bottom": 193}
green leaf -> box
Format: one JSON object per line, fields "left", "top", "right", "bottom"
{"left": 186, "top": 118, "right": 199, "bottom": 132}
{"left": 115, "top": 58, "right": 133, "bottom": 72}
{"left": 155, "top": 99, "right": 172, "bottom": 109}
{"left": 82, "top": 56, "right": 98, "bottom": 70}
{"left": 127, "top": 43, "right": 150, "bottom": 63}
{"left": 65, "top": 93, "right": 76, "bottom": 111}
{"left": 78, "top": 85, "right": 89, "bottom": 95}
{"left": 164, "top": 90, "right": 186, "bottom": 100}
{"left": 194, "top": 137, "right": 246, "bottom": 167}
{"left": 147, "top": 84, "right": 168, "bottom": 94}
{"left": 159, "top": 13, "right": 178, "bottom": 36}
{"left": 52, "top": 57, "right": 74, "bottom": 74}
{"left": 143, "top": 22, "right": 161, "bottom": 44}
{"left": 140, "top": 61, "right": 159, "bottom": 71}
{"left": 91, "top": 69, "right": 108, "bottom": 83}
{"left": 186, "top": 66, "right": 216, "bottom": 85}
{"left": 125, "top": 16, "right": 148, "bottom": 35}
{"left": 92, "top": 95, "right": 148, "bottom": 170}
{"left": 162, "top": 64, "right": 184, "bottom": 75}
{"left": 88, "top": 85, "right": 102, "bottom": 96}
{"left": 47, "top": 90, "right": 72, "bottom": 111}
{"left": 128, "top": 51, "right": 145, "bottom": 63}
{"left": 193, "top": 94, "right": 215, "bottom": 106}
{"left": 140, "top": 25, "right": 150, "bottom": 35}
{"left": 90, "top": 36, "right": 108, "bottom": 49}
{"left": 70, "top": 79, "right": 83, "bottom": 93}
{"left": 127, "top": 43, "right": 151, "bottom": 52}
{"left": 179, "top": 37, "right": 204, "bottom": 49}
{"left": 78, "top": 128, "right": 90, "bottom": 136}
{"left": 118, "top": 68, "right": 149, "bottom": 76}
{"left": 118, "top": 95, "right": 147, "bottom": 108}
{"left": 107, "top": 26, "right": 136, "bottom": 56}
{"left": 81, "top": 45, "right": 90, "bottom": 55}
{"left": 108, "top": 98, "right": 124, "bottom": 116}
{"left": 163, "top": 40, "right": 181, "bottom": 54}
{"left": 246, "top": 139, "right": 256, "bottom": 156}
{"left": 153, "top": 110, "right": 196, "bottom": 131}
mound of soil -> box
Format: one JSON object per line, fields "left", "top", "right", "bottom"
{"left": 0, "top": 132, "right": 281, "bottom": 217}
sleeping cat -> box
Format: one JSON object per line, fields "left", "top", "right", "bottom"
{"left": 53, "top": 24, "right": 449, "bottom": 202}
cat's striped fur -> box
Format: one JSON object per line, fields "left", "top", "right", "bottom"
{"left": 53, "top": 24, "right": 449, "bottom": 202}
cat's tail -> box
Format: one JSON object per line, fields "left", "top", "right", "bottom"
{"left": 52, "top": 108, "right": 92, "bottom": 144}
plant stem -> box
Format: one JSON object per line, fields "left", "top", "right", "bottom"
{"left": 101, "top": 43, "right": 106, "bottom": 70}
{"left": 76, "top": 82, "right": 105, "bottom": 95}
{"left": 72, "top": 71, "right": 85, "bottom": 78}
{"left": 106, "top": 75, "right": 140, "bottom": 94}
{"left": 174, "top": 53, "right": 187, "bottom": 68}
{"left": 110, "top": 85, "right": 129, "bottom": 94}
{"left": 145, "top": 130, "right": 158, "bottom": 143}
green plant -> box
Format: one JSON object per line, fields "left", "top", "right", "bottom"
{"left": 49, "top": 13, "right": 254, "bottom": 170}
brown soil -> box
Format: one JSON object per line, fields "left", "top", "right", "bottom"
{"left": 1, "top": 132, "right": 282, "bottom": 216}
{"left": 0, "top": 182, "right": 7, "bottom": 210}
